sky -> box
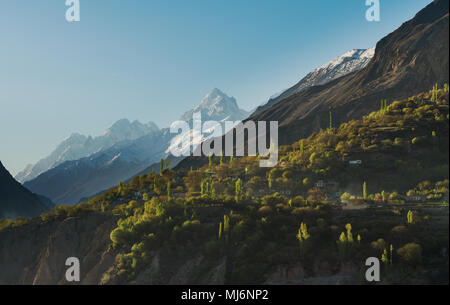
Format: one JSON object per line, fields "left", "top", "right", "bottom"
{"left": 0, "top": 0, "right": 432, "bottom": 175}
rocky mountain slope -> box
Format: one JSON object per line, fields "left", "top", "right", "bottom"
{"left": 250, "top": 0, "right": 449, "bottom": 146}
{"left": 0, "top": 161, "right": 49, "bottom": 218}
{"left": 253, "top": 48, "right": 375, "bottom": 115}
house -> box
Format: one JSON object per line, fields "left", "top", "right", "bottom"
{"left": 316, "top": 180, "right": 326, "bottom": 188}
{"left": 349, "top": 160, "right": 362, "bottom": 165}
{"left": 315, "top": 180, "right": 340, "bottom": 193}
{"left": 279, "top": 190, "right": 292, "bottom": 196}
{"left": 405, "top": 195, "right": 427, "bottom": 203}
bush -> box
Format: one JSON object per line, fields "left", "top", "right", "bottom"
{"left": 397, "top": 243, "right": 422, "bottom": 265}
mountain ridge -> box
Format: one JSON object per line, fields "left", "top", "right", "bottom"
{"left": 253, "top": 47, "right": 375, "bottom": 116}
{"left": 0, "top": 161, "right": 49, "bottom": 218}
{"left": 22, "top": 89, "right": 249, "bottom": 205}
{"left": 15, "top": 119, "right": 160, "bottom": 183}
{"left": 250, "top": 0, "right": 449, "bottom": 146}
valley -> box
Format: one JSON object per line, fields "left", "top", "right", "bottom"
{"left": 0, "top": 0, "right": 448, "bottom": 287}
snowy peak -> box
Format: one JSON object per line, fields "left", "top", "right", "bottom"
{"left": 181, "top": 88, "right": 249, "bottom": 123}
{"left": 300, "top": 48, "right": 375, "bottom": 91}
{"left": 252, "top": 48, "right": 375, "bottom": 116}
{"left": 104, "top": 119, "right": 159, "bottom": 140}
{"left": 317, "top": 48, "right": 375, "bottom": 73}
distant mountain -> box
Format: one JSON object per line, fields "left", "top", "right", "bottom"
{"left": 168, "top": 89, "right": 250, "bottom": 156}
{"left": 0, "top": 161, "right": 49, "bottom": 219}
{"left": 23, "top": 89, "right": 248, "bottom": 204}
{"left": 181, "top": 88, "right": 249, "bottom": 123}
{"left": 253, "top": 48, "right": 375, "bottom": 115}
{"left": 250, "top": 0, "right": 449, "bottom": 145}
{"left": 15, "top": 119, "right": 159, "bottom": 183}
{"left": 24, "top": 129, "right": 170, "bottom": 205}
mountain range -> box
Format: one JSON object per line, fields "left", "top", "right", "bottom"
{"left": 6, "top": 0, "right": 450, "bottom": 214}
{"left": 21, "top": 89, "right": 249, "bottom": 205}
{"left": 15, "top": 120, "right": 159, "bottom": 183}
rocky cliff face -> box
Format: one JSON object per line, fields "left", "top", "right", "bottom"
{"left": 0, "top": 214, "right": 360, "bottom": 285}
{"left": 0, "top": 213, "right": 117, "bottom": 284}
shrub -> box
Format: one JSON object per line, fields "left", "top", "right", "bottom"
{"left": 397, "top": 243, "right": 422, "bottom": 265}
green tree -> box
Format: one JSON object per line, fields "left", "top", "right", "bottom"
{"left": 363, "top": 181, "right": 367, "bottom": 200}
{"left": 235, "top": 178, "right": 243, "bottom": 201}
{"left": 346, "top": 223, "right": 354, "bottom": 243}
{"left": 407, "top": 210, "right": 413, "bottom": 224}
{"left": 268, "top": 172, "right": 273, "bottom": 189}
{"left": 160, "top": 159, "right": 164, "bottom": 175}
{"left": 143, "top": 193, "right": 149, "bottom": 201}
{"left": 118, "top": 180, "right": 124, "bottom": 195}
{"left": 218, "top": 222, "right": 223, "bottom": 240}
{"left": 167, "top": 182, "right": 171, "bottom": 200}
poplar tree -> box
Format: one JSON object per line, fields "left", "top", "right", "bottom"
{"left": 166, "top": 159, "right": 170, "bottom": 170}
{"left": 235, "top": 178, "right": 243, "bottom": 201}
{"left": 167, "top": 182, "right": 171, "bottom": 200}
{"left": 363, "top": 181, "right": 367, "bottom": 200}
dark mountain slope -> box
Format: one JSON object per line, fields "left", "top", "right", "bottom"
{"left": 250, "top": 0, "right": 449, "bottom": 145}
{"left": 0, "top": 162, "right": 49, "bottom": 218}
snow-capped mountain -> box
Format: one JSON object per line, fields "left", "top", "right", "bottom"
{"left": 253, "top": 48, "right": 375, "bottom": 115}
{"left": 168, "top": 89, "right": 250, "bottom": 156}
{"left": 23, "top": 89, "right": 248, "bottom": 204}
{"left": 180, "top": 88, "right": 249, "bottom": 123}
{"left": 15, "top": 119, "right": 159, "bottom": 183}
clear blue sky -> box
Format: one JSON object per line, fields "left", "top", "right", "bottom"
{"left": 0, "top": 0, "right": 432, "bottom": 175}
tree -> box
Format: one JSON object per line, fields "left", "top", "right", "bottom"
{"left": 235, "top": 178, "right": 243, "bottom": 201}
{"left": 296, "top": 222, "right": 310, "bottom": 242}
{"left": 166, "top": 159, "right": 171, "bottom": 170}
{"left": 363, "top": 181, "right": 367, "bottom": 200}
{"left": 143, "top": 193, "right": 149, "bottom": 201}
{"left": 209, "top": 153, "right": 213, "bottom": 168}
{"left": 218, "top": 222, "right": 223, "bottom": 240}
{"left": 223, "top": 215, "right": 230, "bottom": 241}
{"left": 160, "top": 159, "right": 164, "bottom": 174}
{"left": 390, "top": 244, "right": 394, "bottom": 265}
{"left": 118, "top": 180, "right": 124, "bottom": 195}
{"left": 345, "top": 223, "right": 354, "bottom": 243}
{"left": 167, "top": 182, "right": 171, "bottom": 200}
{"left": 268, "top": 172, "right": 273, "bottom": 189}
{"left": 296, "top": 222, "right": 311, "bottom": 256}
